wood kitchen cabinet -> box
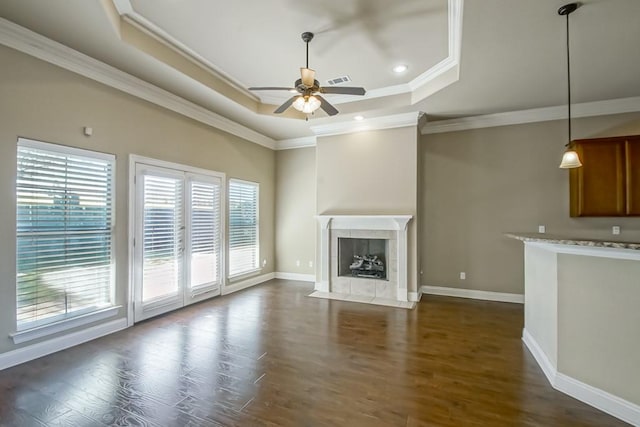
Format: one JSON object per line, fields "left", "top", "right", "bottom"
{"left": 569, "top": 135, "right": 640, "bottom": 217}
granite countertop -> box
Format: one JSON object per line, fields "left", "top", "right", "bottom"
{"left": 505, "top": 233, "right": 640, "bottom": 251}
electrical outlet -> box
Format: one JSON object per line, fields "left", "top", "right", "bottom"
{"left": 460, "top": 272, "right": 466, "bottom": 280}
{"left": 538, "top": 225, "right": 546, "bottom": 234}
{"left": 308, "top": 261, "right": 313, "bottom": 268}
{"left": 262, "top": 259, "right": 267, "bottom": 267}
{"left": 296, "top": 260, "right": 300, "bottom": 267}
{"left": 612, "top": 226, "right": 621, "bottom": 235}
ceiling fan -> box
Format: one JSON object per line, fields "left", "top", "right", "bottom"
{"left": 249, "top": 32, "right": 366, "bottom": 118}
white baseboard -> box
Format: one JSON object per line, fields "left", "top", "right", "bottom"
{"left": 522, "top": 328, "right": 557, "bottom": 384}
{"left": 408, "top": 291, "right": 422, "bottom": 302}
{"left": 223, "top": 272, "right": 275, "bottom": 296}
{"left": 555, "top": 373, "right": 640, "bottom": 426}
{"left": 0, "top": 318, "right": 128, "bottom": 371}
{"left": 523, "top": 328, "right": 640, "bottom": 426}
{"left": 274, "top": 272, "right": 315, "bottom": 282}
{"left": 421, "top": 285, "right": 524, "bottom": 304}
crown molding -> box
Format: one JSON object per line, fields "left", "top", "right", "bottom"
{"left": 275, "top": 136, "right": 317, "bottom": 151}
{"left": 310, "top": 111, "right": 424, "bottom": 138}
{"left": 113, "top": 0, "right": 463, "bottom": 108}
{"left": 421, "top": 97, "right": 640, "bottom": 135}
{"left": 119, "top": 12, "right": 257, "bottom": 102}
{"left": 0, "top": 18, "right": 276, "bottom": 150}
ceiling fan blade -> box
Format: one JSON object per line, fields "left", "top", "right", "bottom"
{"left": 315, "top": 95, "right": 339, "bottom": 116}
{"left": 300, "top": 68, "right": 316, "bottom": 87}
{"left": 320, "top": 86, "right": 366, "bottom": 96}
{"left": 249, "top": 87, "right": 295, "bottom": 91}
{"left": 274, "top": 96, "right": 300, "bottom": 114}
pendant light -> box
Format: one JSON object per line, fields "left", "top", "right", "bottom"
{"left": 558, "top": 3, "right": 582, "bottom": 169}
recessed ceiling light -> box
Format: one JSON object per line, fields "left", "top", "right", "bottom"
{"left": 393, "top": 64, "right": 408, "bottom": 73}
{"left": 354, "top": 115, "right": 364, "bottom": 121}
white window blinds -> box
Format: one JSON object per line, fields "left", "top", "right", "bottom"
{"left": 141, "top": 174, "right": 183, "bottom": 302}
{"left": 188, "top": 179, "right": 222, "bottom": 289}
{"left": 16, "top": 139, "right": 115, "bottom": 330}
{"left": 228, "top": 179, "right": 259, "bottom": 277}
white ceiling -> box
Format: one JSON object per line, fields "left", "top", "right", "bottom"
{"left": 1, "top": 0, "right": 639, "bottom": 141}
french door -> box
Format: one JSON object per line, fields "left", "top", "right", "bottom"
{"left": 133, "top": 162, "right": 224, "bottom": 322}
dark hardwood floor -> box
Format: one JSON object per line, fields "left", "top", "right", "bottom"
{"left": 0, "top": 280, "right": 628, "bottom": 426}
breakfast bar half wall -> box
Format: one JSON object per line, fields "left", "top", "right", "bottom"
{"left": 508, "top": 233, "right": 640, "bottom": 426}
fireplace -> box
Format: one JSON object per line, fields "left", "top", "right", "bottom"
{"left": 315, "top": 215, "right": 413, "bottom": 305}
{"left": 338, "top": 237, "right": 387, "bottom": 280}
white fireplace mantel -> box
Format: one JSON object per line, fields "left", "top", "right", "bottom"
{"left": 315, "top": 215, "right": 413, "bottom": 303}
{"left": 316, "top": 215, "right": 412, "bottom": 231}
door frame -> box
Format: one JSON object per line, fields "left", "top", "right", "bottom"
{"left": 127, "top": 155, "right": 226, "bottom": 326}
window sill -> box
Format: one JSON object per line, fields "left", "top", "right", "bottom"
{"left": 228, "top": 268, "right": 262, "bottom": 283}
{"left": 10, "top": 306, "right": 121, "bottom": 345}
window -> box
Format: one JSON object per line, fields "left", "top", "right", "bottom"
{"left": 228, "top": 179, "right": 259, "bottom": 277}
{"left": 16, "top": 138, "right": 115, "bottom": 331}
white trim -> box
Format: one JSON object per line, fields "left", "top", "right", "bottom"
{"left": 422, "top": 97, "right": 640, "bottom": 135}
{"left": 311, "top": 112, "right": 423, "bottom": 137}
{"left": 130, "top": 154, "right": 228, "bottom": 178}
{"left": 555, "top": 373, "right": 640, "bottom": 427}
{"left": 222, "top": 272, "right": 275, "bottom": 295}
{"left": 316, "top": 215, "right": 413, "bottom": 231}
{"left": 275, "top": 137, "right": 317, "bottom": 151}
{"left": 421, "top": 285, "right": 524, "bottom": 304}
{"left": 228, "top": 268, "right": 262, "bottom": 282}
{"left": 119, "top": 13, "right": 256, "bottom": 101}
{"left": 113, "top": 0, "right": 463, "bottom": 107}
{"left": 275, "top": 272, "right": 315, "bottom": 282}
{"left": 522, "top": 329, "right": 640, "bottom": 426}
{"left": 408, "top": 291, "right": 421, "bottom": 302}
{"left": 0, "top": 318, "right": 127, "bottom": 371}
{"left": 522, "top": 328, "right": 557, "bottom": 384}
{"left": 410, "top": 0, "right": 463, "bottom": 92}
{"left": 0, "top": 18, "right": 275, "bottom": 150}
{"left": 10, "top": 306, "right": 120, "bottom": 345}
{"left": 127, "top": 156, "right": 136, "bottom": 327}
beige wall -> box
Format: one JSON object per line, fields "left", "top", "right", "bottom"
{"left": 557, "top": 253, "right": 640, "bottom": 405}
{"left": 316, "top": 127, "right": 420, "bottom": 291}
{"left": 0, "top": 45, "right": 275, "bottom": 354}
{"left": 421, "top": 113, "right": 640, "bottom": 294}
{"left": 275, "top": 147, "right": 316, "bottom": 274}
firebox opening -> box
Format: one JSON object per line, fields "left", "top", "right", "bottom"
{"left": 338, "top": 237, "right": 388, "bottom": 280}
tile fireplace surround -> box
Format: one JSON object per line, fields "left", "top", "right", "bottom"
{"left": 314, "top": 215, "right": 414, "bottom": 308}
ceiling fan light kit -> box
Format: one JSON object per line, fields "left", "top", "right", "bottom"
{"left": 249, "top": 32, "right": 366, "bottom": 119}
{"left": 293, "top": 95, "right": 321, "bottom": 114}
{"left": 558, "top": 2, "right": 582, "bottom": 169}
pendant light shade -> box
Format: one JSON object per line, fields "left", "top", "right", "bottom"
{"left": 558, "top": 3, "right": 582, "bottom": 169}
{"left": 559, "top": 148, "right": 582, "bottom": 168}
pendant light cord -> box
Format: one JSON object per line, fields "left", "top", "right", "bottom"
{"left": 566, "top": 12, "right": 572, "bottom": 147}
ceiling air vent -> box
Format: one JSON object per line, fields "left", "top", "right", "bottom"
{"left": 326, "top": 75, "right": 352, "bottom": 86}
